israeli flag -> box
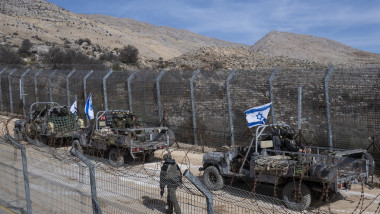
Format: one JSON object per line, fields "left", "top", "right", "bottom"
{"left": 70, "top": 98, "right": 77, "bottom": 115}
{"left": 245, "top": 103, "right": 272, "bottom": 128}
{"left": 85, "top": 93, "right": 94, "bottom": 119}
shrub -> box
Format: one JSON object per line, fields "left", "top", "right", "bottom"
{"left": 18, "top": 39, "right": 33, "bottom": 57}
{"left": 119, "top": 45, "right": 139, "bottom": 64}
{"left": 213, "top": 61, "right": 223, "bottom": 69}
{"left": 43, "top": 47, "right": 103, "bottom": 69}
{"left": 99, "top": 52, "right": 117, "bottom": 62}
{"left": 112, "top": 62, "right": 121, "bottom": 71}
{"left": 0, "top": 45, "right": 21, "bottom": 64}
{"left": 75, "top": 38, "right": 91, "bottom": 45}
{"left": 158, "top": 57, "right": 165, "bottom": 68}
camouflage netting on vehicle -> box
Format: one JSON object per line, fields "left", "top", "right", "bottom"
{"left": 254, "top": 158, "right": 290, "bottom": 174}
{"left": 48, "top": 114, "right": 76, "bottom": 135}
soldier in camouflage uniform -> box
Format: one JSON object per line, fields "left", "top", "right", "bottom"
{"left": 160, "top": 154, "right": 182, "bottom": 214}
{"left": 271, "top": 125, "right": 306, "bottom": 153}
{"left": 126, "top": 114, "right": 136, "bottom": 128}
{"left": 112, "top": 113, "right": 126, "bottom": 129}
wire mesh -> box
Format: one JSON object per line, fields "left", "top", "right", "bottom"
{"left": 230, "top": 69, "right": 273, "bottom": 145}
{"left": 160, "top": 69, "right": 194, "bottom": 144}
{"left": 50, "top": 70, "right": 71, "bottom": 104}
{"left": 130, "top": 70, "right": 160, "bottom": 126}
{"left": 0, "top": 66, "right": 379, "bottom": 213}
{"left": 0, "top": 140, "right": 27, "bottom": 213}
{"left": 194, "top": 69, "right": 230, "bottom": 147}
{"left": 106, "top": 70, "right": 133, "bottom": 111}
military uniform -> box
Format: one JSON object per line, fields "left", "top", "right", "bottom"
{"left": 112, "top": 114, "right": 126, "bottom": 129}
{"left": 126, "top": 115, "right": 136, "bottom": 128}
{"left": 160, "top": 154, "right": 182, "bottom": 214}
{"left": 271, "top": 125, "right": 304, "bottom": 152}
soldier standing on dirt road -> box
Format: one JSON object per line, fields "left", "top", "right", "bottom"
{"left": 160, "top": 153, "right": 182, "bottom": 214}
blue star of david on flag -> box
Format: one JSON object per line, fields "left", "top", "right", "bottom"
{"left": 245, "top": 103, "right": 272, "bottom": 128}
{"left": 256, "top": 112, "right": 264, "bottom": 121}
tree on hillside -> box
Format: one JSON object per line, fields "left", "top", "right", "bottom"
{"left": 0, "top": 45, "right": 21, "bottom": 64}
{"left": 43, "top": 47, "right": 104, "bottom": 69}
{"left": 18, "top": 39, "right": 33, "bottom": 57}
{"left": 119, "top": 45, "right": 139, "bottom": 64}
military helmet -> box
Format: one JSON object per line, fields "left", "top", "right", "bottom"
{"left": 136, "top": 117, "right": 144, "bottom": 126}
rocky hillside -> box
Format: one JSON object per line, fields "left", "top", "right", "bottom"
{"left": 0, "top": 0, "right": 244, "bottom": 61}
{"left": 1, "top": 0, "right": 379, "bottom": 69}
{"left": 251, "top": 31, "right": 380, "bottom": 66}
{"left": 169, "top": 46, "right": 325, "bottom": 70}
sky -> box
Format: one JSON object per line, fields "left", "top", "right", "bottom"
{"left": 47, "top": 0, "right": 380, "bottom": 54}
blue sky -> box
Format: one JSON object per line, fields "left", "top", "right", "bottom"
{"left": 47, "top": 0, "right": 380, "bottom": 54}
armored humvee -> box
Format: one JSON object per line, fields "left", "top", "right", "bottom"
{"left": 14, "top": 102, "right": 77, "bottom": 145}
{"left": 200, "top": 124, "right": 375, "bottom": 211}
{"left": 72, "top": 110, "right": 174, "bottom": 167}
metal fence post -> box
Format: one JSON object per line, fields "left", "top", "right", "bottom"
{"left": 324, "top": 66, "right": 334, "bottom": 148}
{"left": 20, "top": 69, "right": 31, "bottom": 117}
{"left": 4, "top": 134, "right": 32, "bottom": 214}
{"left": 190, "top": 69, "right": 201, "bottom": 145}
{"left": 48, "top": 70, "right": 57, "bottom": 103}
{"left": 8, "top": 68, "right": 17, "bottom": 113}
{"left": 70, "top": 148, "right": 102, "bottom": 214}
{"left": 226, "top": 69, "right": 237, "bottom": 146}
{"left": 84, "top": 70, "right": 94, "bottom": 126}
{"left": 269, "top": 66, "right": 279, "bottom": 124}
{"left": 297, "top": 85, "right": 303, "bottom": 130}
{"left": 34, "top": 69, "right": 43, "bottom": 103}
{"left": 127, "top": 70, "right": 138, "bottom": 112}
{"left": 183, "top": 169, "right": 214, "bottom": 214}
{"left": 0, "top": 68, "right": 7, "bottom": 111}
{"left": 103, "top": 69, "right": 114, "bottom": 111}
{"left": 66, "top": 69, "right": 77, "bottom": 106}
{"left": 156, "top": 69, "right": 166, "bottom": 126}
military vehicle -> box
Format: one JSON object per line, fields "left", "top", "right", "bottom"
{"left": 14, "top": 102, "right": 77, "bottom": 145}
{"left": 72, "top": 110, "right": 174, "bottom": 167}
{"left": 199, "top": 124, "right": 375, "bottom": 211}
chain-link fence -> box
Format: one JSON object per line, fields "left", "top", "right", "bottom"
{"left": 0, "top": 66, "right": 379, "bottom": 165}
{"left": 0, "top": 65, "right": 379, "bottom": 213}
{"left": 0, "top": 131, "right": 309, "bottom": 214}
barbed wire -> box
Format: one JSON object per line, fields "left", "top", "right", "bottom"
{"left": 0, "top": 65, "right": 379, "bottom": 213}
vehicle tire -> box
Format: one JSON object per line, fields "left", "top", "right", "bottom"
{"left": 108, "top": 148, "right": 124, "bottom": 167}
{"left": 282, "top": 181, "right": 311, "bottom": 211}
{"left": 72, "top": 139, "right": 83, "bottom": 154}
{"left": 203, "top": 166, "right": 224, "bottom": 191}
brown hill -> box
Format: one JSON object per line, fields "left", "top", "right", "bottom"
{"left": 0, "top": 0, "right": 244, "bottom": 60}
{"left": 251, "top": 31, "right": 380, "bottom": 66}
{"left": 169, "top": 46, "right": 324, "bottom": 70}
{"left": 1, "top": 0, "right": 379, "bottom": 69}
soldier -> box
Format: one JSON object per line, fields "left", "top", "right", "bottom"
{"left": 136, "top": 117, "right": 145, "bottom": 128}
{"left": 112, "top": 113, "right": 126, "bottom": 129}
{"left": 272, "top": 125, "right": 306, "bottom": 153}
{"left": 160, "top": 154, "right": 182, "bottom": 214}
{"left": 126, "top": 114, "right": 136, "bottom": 128}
